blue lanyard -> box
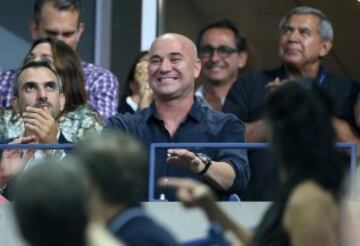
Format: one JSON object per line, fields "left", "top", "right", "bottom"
{"left": 280, "top": 66, "right": 327, "bottom": 86}
{"left": 316, "top": 67, "right": 327, "bottom": 86}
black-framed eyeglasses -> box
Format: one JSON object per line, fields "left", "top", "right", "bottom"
{"left": 199, "top": 45, "right": 238, "bottom": 58}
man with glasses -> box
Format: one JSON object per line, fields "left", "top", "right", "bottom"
{"left": 196, "top": 19, "right": 248, "bottom": 111}
{"left": 223, "top": 6, "right": 360, "bottom": 200}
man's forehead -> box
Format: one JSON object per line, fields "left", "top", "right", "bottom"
{"left": 150, "top": 36, "right": 194, "bottom": 57}
{"left": 18, "top": 67, "right": 58, "bottom": 83}
{"left": 38, "top": 3, "right": 80, "bottom": 28}
{"left": 286, "top": 14, "right": 320, "bottom": 28}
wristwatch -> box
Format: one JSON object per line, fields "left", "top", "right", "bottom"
{"left": 195, "top": 152, "right": 212, "bottom": 175}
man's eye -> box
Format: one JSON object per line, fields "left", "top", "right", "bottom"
{"left": 300, "top": 29, "right": 311, "bottom": 36}
{"left": 24, "top": 83, "right": 35, "bottom": 92}
{"left": 150, "top": 59, "right": 161, "bottom": 64}
{"left": 199, "top": 46, "right": 213, "bottom": 54}
{"left": 45, "top": 31, "right": 58, "bottom": 37}
{"left": 45, "top": 83, "right": 57, "bottom": 91}
{"left": 63, "top": 32, "right": 75, "bottom": 38}
{"left": 171, "top": 57, "right": 181, "bottom": 62}
{"left": 218, "top": 47, "right": 233, "bottom": 55}
{"left": 282, "top": 27, "right": 292, "bottom": 34}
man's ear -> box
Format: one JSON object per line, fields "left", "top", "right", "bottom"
{"left": 75, "top": 22, "right": 85, "bottom": 44}
{"left": 29, "top": 20, "right": 40, "bottom": 40}
{"left": 237, "top": 51, "right": 248, "bottom": 69}
{"left": 193, "top": 58, "right": 202, "bottom": 79}
{"left": 59, "top": 94, "right": 66, "bottom": 112}
{"left": 319, "top": 40, "right": 332, "bottom": 58}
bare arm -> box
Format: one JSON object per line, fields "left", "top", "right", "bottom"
{"left": 245, "top": 120, "right": 268, "bottom": 142}
{"left": 245, "top": 77, "right": 294, "bottom": 142}
{"left": 332, "top": 118, "right": 360, "bottom": 154}
{"left": 166, "top": 149, "right": 235, "bottom": 190}
{"left": 159, "top": 178, "right": 254, "bottom": 245}
{"left": 283, "top": 181, "right": 339, "bottom": 246}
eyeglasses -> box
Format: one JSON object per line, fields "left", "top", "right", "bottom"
{"left": 199, "top": 45, "right": 238, "bottom": 58}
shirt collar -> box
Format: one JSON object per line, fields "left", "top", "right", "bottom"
{"left": 145, "top": 97, "right": 203, "bottom": 123}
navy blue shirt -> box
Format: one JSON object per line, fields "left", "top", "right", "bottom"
{"left": 108, "top": 205, "right": 178, "bottom": 246}
{"left": 106, "top": 98, "right": 249, "bottom": 200}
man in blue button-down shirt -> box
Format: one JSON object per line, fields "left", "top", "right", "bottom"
{"left": 107, "top": 33, "right": 249, "bottom": 201}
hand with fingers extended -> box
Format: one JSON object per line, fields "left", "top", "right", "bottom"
{"left": 158, "top": 177, "right": 216, "bottom": 207}
{"left": 166, "top": 149, "right": 206, "bottom": 174}
{"left": 265, "top": 77, "right": 293, "bottom": 92}
{"left": 0, "top": 136, "right": 38, "bottom": 186}
{"left": 22, "top": 106, "right": 58, "bottom": 144}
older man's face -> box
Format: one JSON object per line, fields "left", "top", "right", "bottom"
{"left": 279, "top": 14, "right": 331, "bottom": 70}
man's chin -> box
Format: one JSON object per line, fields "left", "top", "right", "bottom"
{"left": 204, "top": 73, "right": 227, "bottom": 84}
{"left": 282, "top": 57, "right": 304, "bottom": 67}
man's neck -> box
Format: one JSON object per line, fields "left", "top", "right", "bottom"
{"left": 202, "top": 79, "right": 235, "bottom": 111}
{"left": 155, "top": 95, "right": 194, "bottom": 137}
{"left": 284, "top": 62, "right": 320, "bottom": 79}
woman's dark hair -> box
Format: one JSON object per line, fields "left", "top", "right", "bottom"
{"left": 26, "top": 37, "right": 87, "bottom": 113}
{"left": 265, "top": 81, "right": 345, "bottom": 196}
{"left": 119, "top": 51, "right": 149, "bottom": 103}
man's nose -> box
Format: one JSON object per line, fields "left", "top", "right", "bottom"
{"left": 288, "top": 30, "right": 300, "bottom": 41}
{"left": 37, "top": 87, "right": 47, "bottom": 99}
{"left": 159, "top": 58, "right": 172, "bottom": 72}
{"left": 209, "top": 49, "right": 221, "bottom": 62}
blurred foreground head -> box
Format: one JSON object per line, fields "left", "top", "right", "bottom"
{"left": 13, "top": 159, "right": 88, "bottom": 246}
{"left": 265, "top": 81, "right": 345, "bottom": 195}
{"left": 76, "top": 131, "right": 148, "bottom": 205}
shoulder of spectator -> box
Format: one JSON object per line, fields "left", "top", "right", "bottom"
{"left": 284, "top": 181, "right": 338, "bottom": 230}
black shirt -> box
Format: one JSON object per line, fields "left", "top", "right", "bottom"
{"left": 223, "top": 66, "right": 359, "bottom": 201}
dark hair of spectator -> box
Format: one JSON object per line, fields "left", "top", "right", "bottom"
{"left": 265, "top": 81, "right": 345, "bottom": 197}
{"left": 13, "top": 60, "right": 63, "bottom": 96}
{"left": 76, "top": 131, "right": 148, "bottom": 205}
{"left": 26, "top": 37, "right": 87, "bottom": 113}
{"left": 13, "top": 159, "right": 88, "bottom": 246}
{"left": 33, "top": 0, "right": 82, "bottom": 25}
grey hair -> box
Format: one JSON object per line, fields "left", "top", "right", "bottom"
{"left": 278, "top": 6, "right": 333, "bottom": 42}
{"left": 12, "top": 60, "right": 63, "bottom": 97}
